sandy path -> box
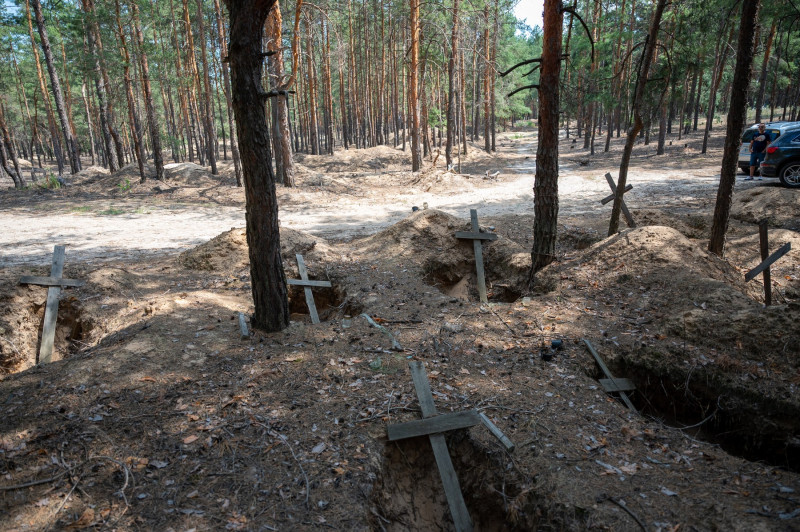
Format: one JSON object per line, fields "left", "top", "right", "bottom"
{"left": 0, "top": 153, "right": 723, "bottom": 268}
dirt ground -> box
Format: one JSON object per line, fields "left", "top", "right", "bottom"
{"left": 0, "top": 128, "right": 799, "bottom": 531}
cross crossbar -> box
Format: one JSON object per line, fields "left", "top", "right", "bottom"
{"left": 583, "top": 339, "right": 637, "bottom": 412}
{"left": 604, "top": 173, "right": 636, "bottom": 228}
{"left": 387, "top": 410, "right": 481, "bottom": 441}
{"left": 19, "top": 276, "right": 85, "bottom": 288}
{"left": 600, "top": 184, "right": 633, "bottom": 205}
{"left": 289, "top": 254, "right": 330, "bottom": 324}
{"left": 745, "top": 242, "right": 791, "bottom": 282}
{"left": 454, "top": 209, "right": 494, "bottom": 303}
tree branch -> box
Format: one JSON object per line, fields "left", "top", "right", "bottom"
{"left": 508, "top": 84, "right": 539, "bottom": 98}
{"left": 562, "top": 6, "right": 594, "bottom": 64}
{"left": 500, "top": 58, "right": 540, "bottom": 77}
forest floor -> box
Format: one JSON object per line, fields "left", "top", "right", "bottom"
{"left": 0, "top": 127, "right": 799, "bottom": 531}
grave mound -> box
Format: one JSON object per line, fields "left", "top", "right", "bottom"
{"left": 356, "top": 209, "right": 530, "bottom": 302}
{"left": 732, "top": 186, "right": 800, "bottom": 231}
{"left": 178, "top": 226, "right": 333, "bottom": 272}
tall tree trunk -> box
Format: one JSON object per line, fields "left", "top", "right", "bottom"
{"left": 0, "top": 101, "right": 25, "bottom": 188}
{"left": 709, "top": 0, "right": 761, "bottom": 256}
{"left": 131, "top": 2, "right": 164, "bottom": 181}
{"left": 530, "top": 0, "right": 563, "bottom": 278}
{"left": 483, "top": 5, "right": 491, "bottom": 154}
{"left": 214, "top": 0, "right": 242, "bottom": 184}
{"left": 25, "top": 0, "right": 65, "bottom": 175}
{"left": 30, "top": 0, "right": 80, "bottom": 175}
{"left": 80, "top": 82, "right": 97, "bottom": 165}
{"left": 114, "top": 0, "right": 146, "bottom": 182}
{"left": 609, "top": 0, "right": 668, "bottom": 235}
{"left": 445, "top": 0, "right": 460, "bottom": 168}
{"left": 265, "top": 2, "right": 294, "bottom": 186}
{"left": 754, "top": 20, "right": 776, "bottom": 124}
{"left": 409, "top": 0, "right": 422, "bottom": 170}
{"left": 702, "top": 26, "right": 735, "bottom": 154}
{"left": 224, "top": 0, "right": 289, "bottom": 333}
{"left": 196, "top": 0, "right": 217, "bottom": 174}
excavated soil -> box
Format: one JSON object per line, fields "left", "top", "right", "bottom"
{"left": 1, "top": 129, "right": 799, "bottom": 531}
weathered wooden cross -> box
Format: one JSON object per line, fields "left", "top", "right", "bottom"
{"left": 745, "top": 220, "right": 792, "bottom": 306}
{"left": 454, "top": 209, "right": 497, "bottom": 304}
{"left": 286, "top": 254, "right": 331, "bottom": 324}
{"left": 583, "top": 339, "right": 637, "bottom": 413}
{"left": 18, "top": 245, "right": 84, "bottom": 365}
{"left": 602, "top": 173, "right": 636, "bottom": 228}
{"left": 387, "top": 362, "right": 514, "bottom": 532}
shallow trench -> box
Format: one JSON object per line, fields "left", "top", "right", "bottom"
{"left": 609, "top": 359, "right": 800, "bottom": 472}
{"left": 369, "top": 433, "right": 547, "bottom": 530}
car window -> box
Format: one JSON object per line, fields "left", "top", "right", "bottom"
{"left": 769, "top": 129, "right": 780, "bottom": 139}
{"left": 742, "top": 130, "right": 756, "bottom": 142}
{"left": 791, "top": 132, "right": 800, "bottom": 143}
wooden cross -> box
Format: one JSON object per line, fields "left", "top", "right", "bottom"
{"left": 745, "top": 220, "right": 792, "bottom": 306}
{"left": 286, "top": 254, "right": 331, "bottom": 324}
{"left": 603, "top": 173, "right": 636, "bottom": 228}
{"left": 454, "top": 209, "right": 497, "bottom": 304}
{"left": 583, "top": 339, "right": 637, "bottom": 413}
{"left": 387, "top": 362, "right": 515, "bottom": 532}
{"left": 18, "top": 245, "right": 84, "bottom": 365}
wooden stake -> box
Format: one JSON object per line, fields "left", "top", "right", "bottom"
{"left": 454, "top": 209, "right": 497, "bottom": 304}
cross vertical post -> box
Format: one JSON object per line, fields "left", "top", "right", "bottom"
{"left": 287, "top": 254, "right": 332, "bottom": 324}
{"left": 454, "top": 209, "right": 497, "bottom": 304}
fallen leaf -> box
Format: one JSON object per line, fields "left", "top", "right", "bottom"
{"left": 183, "top": 435, "right": 199, "bottom": 444}
{"left": 64, "top": 508, "right": 95, "bottom": 530}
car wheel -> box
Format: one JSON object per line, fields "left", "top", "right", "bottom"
{"left": 779, "top": 162, "right": 800, "bottom": 188}
{"left": 739, "top": 166, "right": 749, "bottom": 175}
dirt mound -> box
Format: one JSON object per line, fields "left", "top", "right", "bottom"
{"left": 732, "top": 186, "right": 800, "bottom": 230}
{"left": 179, "top": 226, "right": 333, "bottom": 272}
{"left": 72, "top": 165, "right": 110, "bottom": 180}
{"left": 355, "top": 209, "right": 530, "bottom": 300}
{"left": 635, "top": 209, "right": 713, "bottom": 239}
{"left": 163, "top": 162, "right": 216, "bottom": 185}
{"left": 724, "top": 228, "right": 800, "bottom": 298}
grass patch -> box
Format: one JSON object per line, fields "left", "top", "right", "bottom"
{"left": 98, "top": 207, "right": 126, "bottom": 216}
{"left": 71, "top": 206, "right": 92, "bottom": 213}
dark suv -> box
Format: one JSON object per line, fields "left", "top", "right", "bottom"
{"left": 760, "top": 125, "right": 800, "bottom": 188}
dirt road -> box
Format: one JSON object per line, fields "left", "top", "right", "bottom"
{"left": 0, "top": 134, "right": 731, "bottom": 268}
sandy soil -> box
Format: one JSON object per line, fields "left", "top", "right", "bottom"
{"left": 0, "top": 129, "right": 799, "bottom": 531}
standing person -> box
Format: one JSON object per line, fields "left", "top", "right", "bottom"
{"left": 747, "top": 123, "right": 771, "bottom": 180}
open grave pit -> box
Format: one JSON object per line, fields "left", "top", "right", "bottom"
{"left": 534, "top": 225, "right": 800, "bottom": 471}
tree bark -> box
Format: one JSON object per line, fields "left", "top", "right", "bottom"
{"left": 529, "top": 0, "right": 563, "bottom": 278}
{"left": 409, "top": 0, "right": 423, "bottom": 170}
{"left": 114, "top": 0, "right": 146, "bottom": 182}
{"left": 214, "top": 0, "right": 243, "bottom": 185}
{"left": 445, "top": 0, "right": 459, "bottom": 168}
{"left": 25, "top": 0, "right": 65, "bottom": 175}
{"left": 265, "top": 3, "right": 294, "bottom": 186}
{"left": 709, "top": 0, "right": 761, "bottom": 256}
{"left": 196, "top": 0, "right": 217, "bottom": 174}
{"left": 130, "top": 1, "right": 164, "bottom": 181}
{"left": 754, "top": 20, "right": 776, "bottom": 124}
{"left": 30, "top": 0, "right": 80, "bottom": 175}
{"left": 609, "top": 0, "right": 667, "bottom": 235}
{"left": 224, "top": 0, "right": 289, "bottom": 332}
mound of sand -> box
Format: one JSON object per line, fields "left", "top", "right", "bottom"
{"left": 732, "top": 187, "right": 800, "bottom": 230}
{"left": 355, "top": 209, "right": 530, "bottom": 296}
{"left": 163, "top": 162, "right": 216, "bottom": 185}
{"left": 179, "top": 226, "right": 332, "bottom": 273}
